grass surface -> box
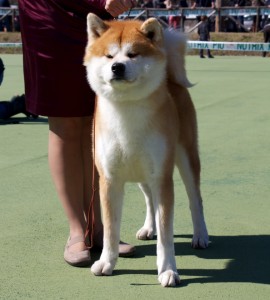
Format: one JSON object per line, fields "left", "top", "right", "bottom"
{"left": 0, "top": 55, "right": 270, "bottom": 299}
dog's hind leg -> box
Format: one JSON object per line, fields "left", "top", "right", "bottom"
{"left": 91, "top": 177, "right": 124, "bottom": 276}
{"left": 175, "top": 144, "right": 209, "bottom": 249}
{"left": 136, "top": 183, "right": 156, "bottom": 240}
{"left": 150, "top": 178, "right": 180, "bottom": 287}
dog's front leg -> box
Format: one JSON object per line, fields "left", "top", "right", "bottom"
{"left": 151, "top": 178, "right": 181, "bottom": 287}
{"left": 91, "top": 177, "right": 123, "bottom": 276}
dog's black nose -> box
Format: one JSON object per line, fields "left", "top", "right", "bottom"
{"left": 111, "top": 63, "right": 125, "bottom": 78}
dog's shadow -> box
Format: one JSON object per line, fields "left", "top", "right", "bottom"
{"left": 92, "top": 235, "right": 270, "bottom": 287}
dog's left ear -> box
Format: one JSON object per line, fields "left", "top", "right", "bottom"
{"left": 86, "top": 13, "right": 108, "bottom": 43}
{"left": 84, "top": 13, "right": 109, "bottom": 65}
{"left": 140, "top": 18, "right": 163, "bottom": 43}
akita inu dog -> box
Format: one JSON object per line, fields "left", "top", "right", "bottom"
{"left": 84, "top": 13, "right": 209, "bottom": 287}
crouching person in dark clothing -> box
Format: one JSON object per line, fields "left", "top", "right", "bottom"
{"left": 0, "top": 58, "right": 4, "bottom": 86}
{"left": 198, "top": 15, "right": 214, "bottom": 58}
{"left": 0, "top": 58, "right": 38, "bottom": 119}
{"left": 0, "top": 94, "right": 39, "bottom": 119}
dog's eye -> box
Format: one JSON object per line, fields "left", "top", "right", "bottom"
{"left": 106, "top": 54, "right": 113, "bottom": 59}
{"left": 127, "top": 53, "right": 138, "bottom": 59}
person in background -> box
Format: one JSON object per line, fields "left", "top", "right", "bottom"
{"left": 191, "top": 0, "right": 215, "bottom": 30}
{"left": 141, "top": 0, "right": 154, "bottom": 7}
{"left": 165, "top": 0, "right": 181, "bottom": 29}
{"left": 18, "top": 0, "right": 135, "bottom": 268}
{"left": 262, "top": 22, "right": 270, "bottom": 57}
{"left": 153, "top": 0, "right": 166, "bottom": 8}
{"left": 165, "top": 0, "right": 188, "bottom": 30}
{"left": 198, "top": 15, "right": 214, "bottom": 58}
{"left": 0, "top": 94, "right": 39, "bottom": 120}
{"left": 251, "top": 0, "right": 265, "bottom": 32}
{"left": 234, "top": 0, "right": 246, "bottom": 31}
{"left": 0, "top": 0, "right": 11, "bottom": 32}
{"left": 191, "top": 0, "right": 215, "bottom": 11}
{"left": 261, "top": 0, "right": 270, "bottom": 29}
{"left": 0, "top": 58, "right": 37, "bottom": 119}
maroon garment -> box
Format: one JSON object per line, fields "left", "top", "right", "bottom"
{"left": 19, "top": 0, "right": 111, "bottom": 117}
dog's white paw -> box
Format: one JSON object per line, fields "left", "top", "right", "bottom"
{"left": 158, "top": 270, "right": 181, "bottom": 287}
{"left": 91, "top": 260, "right": 114, "bottom": 276}
{"left": 136, "top": 226, "right": 155, "bottom": 240}
{"left": 192, "top": 230, "right": 209, "bottom": 249}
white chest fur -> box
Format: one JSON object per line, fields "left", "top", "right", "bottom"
{"left": 95, "top": 96, "right": 167, "bottom": 183}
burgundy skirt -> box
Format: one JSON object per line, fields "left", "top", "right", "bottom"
{"left": 19, "top": 0, "right": 111, "bottom": 117}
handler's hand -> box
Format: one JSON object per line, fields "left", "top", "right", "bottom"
{"left": 105, "top": 0, "right": 134, "bottom": 17}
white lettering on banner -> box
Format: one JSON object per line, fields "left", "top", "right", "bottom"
{"left": 187, "top": 41, "right": 270, "bottom": 52}
{"left": 212, "top": 43, "right": 224, "bottom": 50}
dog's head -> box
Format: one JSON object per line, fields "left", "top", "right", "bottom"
{"left": 84, "top": 14, "right": 167, "bottom": 102}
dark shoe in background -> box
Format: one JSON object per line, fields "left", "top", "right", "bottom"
{"left": 10, "top": 95, "right": 39, "bottom": 119}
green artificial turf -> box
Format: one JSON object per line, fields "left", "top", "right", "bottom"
{"left": 0, "top": 55, "right": 270, "bottom": 299}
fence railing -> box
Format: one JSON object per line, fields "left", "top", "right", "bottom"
{"left": 1, "top": 6, "right": 270, "bottom": 32}
{"left": 119, "top": 6, "right": 270, "bottom": 32}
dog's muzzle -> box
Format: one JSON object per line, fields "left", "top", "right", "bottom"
{"left": 111, "top": 63, "right": 125, "bottom": 80}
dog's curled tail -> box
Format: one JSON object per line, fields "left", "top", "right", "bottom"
{"left": 164, "top": 29, "right": 193, "bottom": 88}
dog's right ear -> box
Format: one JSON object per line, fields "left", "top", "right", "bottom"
{"left": 140, "top": 18, "right": 163, "bottom": 44}
{"left": 86, "top": 13, "right": 108, "bottom": 43}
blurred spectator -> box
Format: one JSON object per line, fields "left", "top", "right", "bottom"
{"left": 198, "top": 15, "right": 214, "bottom": 58}
{"left": 153, "top": 0, "right": 166, "bottom": 7}
{"left": 262, "top": 22, "right": 270, "bottom": 57}
{"left": 0, "top": 0, "right": 11, "bottom": 32}
{"left": 234, "top": 0, "right": 246, "bottom": 7}
{"left": 165, "top": 0, "right": 181, "bottom": 29}
{"left": 180, "top": 0, "right": 188, "bottom": 6}
{"left": 141, "top": 0, "right": 154, "bottom": 7}
{"left": 192, "top": 0, "right": 216, "bottom": 31}
{"left": 252, "top": 0, "right": 265, "bottom": 31}
{"left": 191, "top": 0, "right": 215, "bottom": 9}
{"left": 165, "top": 0, "right": 189, "bottom": 30}
{"left": 261, "top": 0, "right": 270, "bottom": 28}
{"left": 234, "top": 0, "right": 246, "bottom": 31}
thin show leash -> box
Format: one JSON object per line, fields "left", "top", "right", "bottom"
{"left": 85, "top": 96, "right": 97, "bottom": 249}
{"left": 84, "top": 6, "right": 133, "bottom": 249}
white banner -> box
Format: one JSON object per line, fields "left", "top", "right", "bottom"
{"left": 0, "top": 41, "right": 269, "bottom": 52}
{"left": 0, "top": 43, "right": 22, "bottom": 48}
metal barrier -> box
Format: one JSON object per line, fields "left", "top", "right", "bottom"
{"left": 119, "top": 7, "right": 270, "bottom": 32}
